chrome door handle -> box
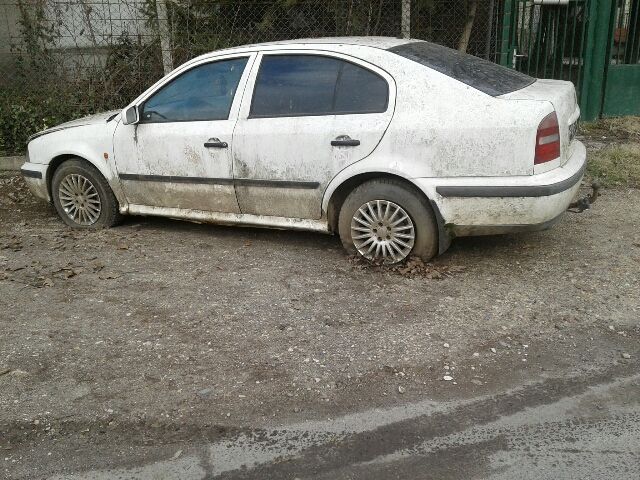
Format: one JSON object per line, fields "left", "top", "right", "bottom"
{"left": 331, "top": 135, "right": 360, "bottom": 147}
{"left": 204, "top": 137, "right": 228, "bottom": 148}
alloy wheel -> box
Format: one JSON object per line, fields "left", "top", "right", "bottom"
{"left": 350, "top": 199, "right": 415, "bottom": 263}
{"left": 58, "top": 173, "right": 102, "bottom": 226}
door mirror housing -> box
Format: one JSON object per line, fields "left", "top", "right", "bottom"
{"left": 122, "top": 105, "right": 139, "bottom": 125}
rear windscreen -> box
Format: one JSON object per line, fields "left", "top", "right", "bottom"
{"left": 388, "top": 41, "right": 535, "bottom": 97}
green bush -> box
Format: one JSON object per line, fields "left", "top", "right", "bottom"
{"left": 0, "top": 34, "right": 162, "bottom": 156}
{"left": 0, "top": 89, "right": 93, "bottom": 156}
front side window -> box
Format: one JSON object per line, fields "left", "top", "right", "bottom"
{"left": 250, "top": 55, "right": 388, "bottom": 118}
{"left": 141, "top": 57, "right": 248, "bottom": 123}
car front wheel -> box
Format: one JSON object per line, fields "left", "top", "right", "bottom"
{"left": 338, "top": 179, "right": 438, "bottom": 264}
{"left": 51, "top": 159, "right": 122, "bottom": 229}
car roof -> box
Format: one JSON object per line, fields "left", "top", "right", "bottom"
{"left": 199, "top": 36, "right": 415, "bottom": 58}
{"left": 245, "top": 36, "right": 413, "bottom": 48}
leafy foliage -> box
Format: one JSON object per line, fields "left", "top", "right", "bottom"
{"left": 2, "top": 0, "right": 486, "bottom": 155}
{"left": 0, "top": 88, "right": 92, "bottom": 156}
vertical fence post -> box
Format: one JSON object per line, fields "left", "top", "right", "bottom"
{"left": 401, "top": 0, "right": 411, "bottom": 39}
{"left": 499, "top": 0, "right": 516, "bottom": 66}
{"left": 156, "top": 0, "right": 173, "bottom": 75}
{"left": 580, "top": 0, "right": 614, "bottom": 120}
{"left": 485, "top": 0, "right": 496, "bottom": 60}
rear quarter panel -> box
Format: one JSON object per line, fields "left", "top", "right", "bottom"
{"left": 323, "top": 49, "right": 552, "bottom": 211}
{"left": 372, "top": 53, "right": 552, "bottom": 177}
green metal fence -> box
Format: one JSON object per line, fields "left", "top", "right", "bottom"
{"left": 602, "top": 0, "right": 640, "bottom": 116}
{"left": 500, "top": 0, "right": 640, "bottom": 120}
{"left": 500, "top": 0, "right": 589, "bottom": 92}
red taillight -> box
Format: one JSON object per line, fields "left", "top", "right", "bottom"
{"left": 535, "top": 111, "right": 560, "bottom": 164}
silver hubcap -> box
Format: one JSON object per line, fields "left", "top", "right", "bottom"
{"left": 58, "top": 174, "right": 101, "bottom": 226}
{"left": 351, "top": 200, "right": 415, "bottom": 263}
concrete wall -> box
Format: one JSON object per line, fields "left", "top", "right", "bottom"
{"left": 0, "top": 2, "right": 22, "bottom": 77}
{"left": 0, "top": 0, "right": 151, "bottom": 85}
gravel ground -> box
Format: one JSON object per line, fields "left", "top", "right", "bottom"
{"left": 1, "top": 171, "right": 639, "bottom": 479}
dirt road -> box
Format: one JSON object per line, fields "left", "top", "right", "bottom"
{"left": 1, "top": 172, "right": 639, "bottom": 479}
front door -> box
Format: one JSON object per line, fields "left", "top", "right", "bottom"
{"left": 113, "top": 55, "right": 253, "bottom": 213}
{"left": 232, "top": 52, "right": 395, "bottom": 219}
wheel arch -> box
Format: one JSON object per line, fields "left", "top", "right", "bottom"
{"left": 325, "top": 171, "right": 451, "bottom": 255}
{"left": 46, "top": 153, "right": 126, "bottom": 208}
{"left": 46, "top": 154, "right": 79, "bottom": 199}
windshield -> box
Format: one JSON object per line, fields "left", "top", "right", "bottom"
{"left": 388, "top": 41, "right": 535, "bottom": 96}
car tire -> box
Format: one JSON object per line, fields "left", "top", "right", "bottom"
{"left": 338, "top": 178, "right": 438, "bottom": 263}
{"left": 51, "top": 159, "right": 122, "bottom": 229}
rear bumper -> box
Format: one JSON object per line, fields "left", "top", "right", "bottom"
{"left": 416, "top": 140, "right": 587, "bottom": 238}
{"left": 20, "top": 162, "right": 50, "bottom": 202}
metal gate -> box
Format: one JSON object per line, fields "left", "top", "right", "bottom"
{"left": 500, "top": 0, "right": 589, "bottom": 95}
{"left": 500, "top": 0, "right": 640, "bottom": 120}
{"left": 602, "top": 0, "right": 640, "bottom": 116}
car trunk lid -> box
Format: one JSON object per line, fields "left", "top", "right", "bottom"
{"left": 499, "top": 79, "right": 579, "bottom": 165}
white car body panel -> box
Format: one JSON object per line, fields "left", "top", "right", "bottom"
{"left": 24, "top": 112, "right": 124, "bottom": 203}
{"left": 413, "top": 141, "right": 586, "bottom": 232}
{"left": 21, "top": 36, "right": 588, "bottom": 254}
{"left": 500, "top": 79, "right": 581, "bottom": 174}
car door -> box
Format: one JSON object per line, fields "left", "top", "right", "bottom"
{"left": 232, "top": 51, "right": 395, "bottom": 219}
{"left": 113, "top": 54, "right": 254, "bottom": 213}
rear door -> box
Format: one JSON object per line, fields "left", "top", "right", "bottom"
{"left": 232, "top": 51, "right": 395, "bottom": 219}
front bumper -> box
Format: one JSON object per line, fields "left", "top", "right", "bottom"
{"left": 20, "top": 162, "right": 50, "bottom": 202}
{"left": 416, "top": 140, "right": 588, "bottom": 237}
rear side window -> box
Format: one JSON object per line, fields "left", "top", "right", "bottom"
{"left": 334, "top": 62, "right": 389, "bottom": 113}
{"left": 141, "top": 57, "right": 248, "bottom": 123}
{"left": 388, "top": 41, "right": 535, "bottom": 96}
{"left": 250, "top": 55, "right": 388, "bottom": 118}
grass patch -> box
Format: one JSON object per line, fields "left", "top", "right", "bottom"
{"left": 587, "top": 143, "right": 640, "bottom": 187}
{"left": 581, "top": 116, "right": 640, "bottom": 143}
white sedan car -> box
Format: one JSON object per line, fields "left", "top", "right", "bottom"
{"left": 22, "top": 37, "right": 586, "bottom": 263}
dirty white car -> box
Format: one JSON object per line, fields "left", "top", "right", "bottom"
{"left": 22, "top": 37, "right": 587, "bottom": 263}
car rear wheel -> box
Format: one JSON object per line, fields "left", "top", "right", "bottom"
{"left": 338, "top": 179, "right": 438, "bottom": 263}
{"left": 52, "top": 159, "right": 122, "bottom": 229}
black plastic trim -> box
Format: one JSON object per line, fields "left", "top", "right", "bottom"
{"left": 331, "top": 139, "right": 360, "bottom": 147}
{"left": 436, "top": 163, "right": 586, "bottom": 198}
{"left": 428, "top": 199, "right": 452, "bottom": 255}
{"left": 119, "top": 174, "right": 234, "bottom": 185}
{"left": 234, "top": 178, "right": 319, "bottom": 189}
{"left": 21, "top": 169, "right": 42, "bottom": 179}
{"left": 119, "top": 173, "right": 318, "bottom": 189}
{"left": 203, "top": 141, "right": 228, "bottom": 148}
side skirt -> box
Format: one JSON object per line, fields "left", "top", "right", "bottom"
{"left": 126, "top": 204, "right": 331, "bottom": 234}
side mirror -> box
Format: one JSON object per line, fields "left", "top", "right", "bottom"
{"left": 122, "top": 105, "right": 139, "bottom": 125}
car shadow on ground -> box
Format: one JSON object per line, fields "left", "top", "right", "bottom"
{"left": 117, "top": 213, "right": 340, "bottom": 248}
{"left": 115, "top": 212, "right": 554, "bottom": 266}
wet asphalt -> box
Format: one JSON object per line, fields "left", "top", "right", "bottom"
{"left": 48, "top": 366, "right": 640, "bottom": 480}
